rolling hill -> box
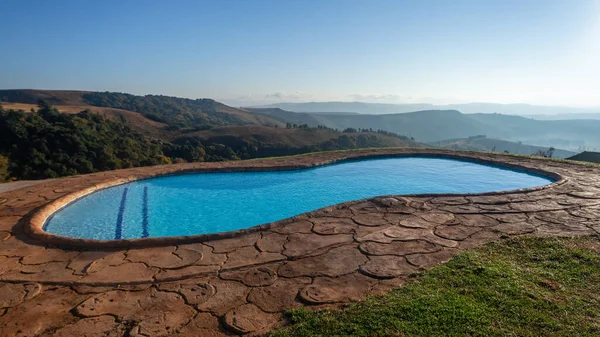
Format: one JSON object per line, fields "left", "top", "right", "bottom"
{"left": 0, "top": 89, "right": 284, "bottom": 130}
{"left": 1, "top": 102, "right": 176, "bottom": 140}
{"left": 247, "top": 107, "right": 600, "bottom": 150}
{"left": 0, "top": 95, "right": 421, "bottom": 181}
{"left": 567, "top": 151, "right": 600, "bottom": 164}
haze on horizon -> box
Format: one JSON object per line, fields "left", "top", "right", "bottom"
{"left": 1, "top": 0, "right": 599, "bottom": 108}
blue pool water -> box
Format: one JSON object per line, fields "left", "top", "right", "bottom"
{"left": 44, "top": 157, "right": 554, "bottom": 240}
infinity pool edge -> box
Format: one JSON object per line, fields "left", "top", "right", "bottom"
{"left": 24, "top": 150, "right": 565, "bottom": 248}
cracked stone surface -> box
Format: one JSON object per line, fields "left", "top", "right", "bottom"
{"left": 1, "top": 149, "right": 600, "bottom": 335}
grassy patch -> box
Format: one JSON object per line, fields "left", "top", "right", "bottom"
{"left": 269, "top": 236, "right": 600, "bottom": 337}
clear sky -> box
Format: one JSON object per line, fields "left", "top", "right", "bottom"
{"left": 1, "top": 0, "right": 599, "bottom": 107}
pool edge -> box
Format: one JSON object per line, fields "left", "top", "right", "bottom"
{"left": 24, "top": 150, "right": 565, "bottom": 249}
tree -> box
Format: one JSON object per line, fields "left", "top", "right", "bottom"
{"left": 0, "top": 155, "right": 9, "bottom": 182}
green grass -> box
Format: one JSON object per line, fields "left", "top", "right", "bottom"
{"left": 268, "top": 236, "right": 600, "bottom": 337}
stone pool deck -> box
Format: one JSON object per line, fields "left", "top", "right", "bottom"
{"left": 1, "top": 149, "right": 599, "bottom": 336}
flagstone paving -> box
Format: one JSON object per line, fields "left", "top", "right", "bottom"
{"left": 1, "top": 149, "right": 599, "bottom": 336}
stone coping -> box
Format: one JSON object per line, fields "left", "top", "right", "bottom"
{"left": 2, "top": 148, "right": 600, "bottom": 336}
{"left": 24, "top": 150, "right": 563, "bottom": 249}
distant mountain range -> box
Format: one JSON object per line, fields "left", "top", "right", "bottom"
{"left": 2, "top": 89, "right": 597, "bottom": 167}
{"left": 254, "top": 102, "right": 600, "bottom": 118}
{"left": 432, "top": 136, "right": 576, "bottom": 159}
{"left": 247, "top": 108, "right": 600, "bottom": 151}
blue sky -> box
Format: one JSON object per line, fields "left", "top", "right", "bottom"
{"left": 1, "top": 0, "right": 598, "bottom": 107}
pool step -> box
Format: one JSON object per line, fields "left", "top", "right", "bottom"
{"left": 114, "top": 188, "right": 129, "bottom": 240}
{"left": 142, "top": 187, "right": 149, "bottom": 238}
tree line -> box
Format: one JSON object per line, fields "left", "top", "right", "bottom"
{"left": 0, "top": 103, "right": 412, "bottom": 181}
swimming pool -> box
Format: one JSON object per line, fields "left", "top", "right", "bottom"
{"left": 43, "top": 157, "right": 554, "bottom": 240}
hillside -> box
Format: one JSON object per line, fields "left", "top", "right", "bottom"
{"left": 0, "top": 89, "right": 283, "bottom": 130}
{"left": 567, "top": 151, "right": 600, "bottom": 164}
{"left": 432, "top": 136, "right": 575, "bottom": 159}
{"left": 1, "top": 102, "right": 176, "bottom": 140}
{"left": 0, "top": 103, "right": 419, "bottom": 181}
{"left": 187, "top": 125, "right": 416, "bottom": 148}
{"left": 247, "top": 107, "right": 600, "bottom": 150}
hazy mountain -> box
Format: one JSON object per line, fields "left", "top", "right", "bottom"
{"left": 525, "top": 113, "right": 600, "bottom": 120}
{"left": 432, "top": 136, "right": 576, "bottom": 159}
{"left": 246, "top": 108, "right": 600, "bottom": 151}
{"left": 257, "top": 101, "right": 600, "bottom": 117}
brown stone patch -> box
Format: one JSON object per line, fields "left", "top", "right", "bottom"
{"left": 435, "top": 225, "right": 481, "bottom": 241}
{"left": 398, "top": 216, "right": 434, "bottom": 228}
{"left": 359, "top": 240, "right": 441, "bottom": 256}
{"left": 205, "top": 232, "right": 260, "bottom": 253}
{"left": 21, "top": 248, "right": 79, "bottom": 264}
{"left": 0, "top": 282, "right": 42, "bottom": 308}
{"left": 6, "top": 261, "right": 81, "bottom": 283}
{"left": 419, "top": 211, "right": 455, "bottom": 224}
{"left": 298, "top": 273, "right": 377, "bottom": 304}
{"left": 0, "top": 287, "right": 82, "bottom": 337}
{"left": 510, "top": 199, "right": 563, "bottom": 212}
{"left": 406, "top": 248, "right": 460, "bottom": 268}
{"left": 359, "top": 256, "right": 417, "bottom": 279}
{"left": 248, "top": 277, "right": 312, "bottom": 313}
{"left": 0, "top": 216, "right": 21, "bottom": 231}
{"left": 84, "top": 252, "right": 127, "bottom": 273}
{"left": 491, "top": 222, "right": 537, "bottom": 235}
{"left": 223, "top": 246, "right": 285, "bottom": 269}
{"left": 271, "top": 220, "right": 313, "bottom": 234}
{"left": 49, "top": 316, "right": 126, "bottom": 337}
{"left": 180, "top": 243, "right": 227, "bottom": 266}
{"left": 279, "top": 245, "right": 368, "bottom": 278}
{"left": 196, "top": 279, "right": 250, "bottom": 315}
{"left": 0, "top": 231, "right": 10, "bottom": 241}
{"left": 455, "top": 214, "right": 500, "bottom": 227}
{"left": 66, "top": 251, "right": 112, "bottom": 275}
{"left": 312, "top": 217, "right": 358, "bottom": 235}
{"left": 374, "top": 197, "right": 405, "bottom": 207}
{"left": 430, "top": 196, "right": 469, "bottom": 205}
{"left": 568, "top": 191, "right": 600, "bottom": 199}
{"left": 0, "top": 236, "right": 43, "bottom": 257}
{"left": 383, "top": 213, "right": 412, "bottom": 225}
{"left": 0, "top": 256, "right": 21, "bottom": 276}
{"left": 534, "top": 210, "right": 580, "bottom": 225}
{"left": 359, "top": 226, "right": 459, "bottom": 248}
{"left": 127, "top": 246, "right": 202, "bottom": 269}
{"left": 76, "top": 288, "right": 196, "bottom": 336}
{"left": 154, "top": 265, "right": 220, "bottom": 282}
{"left": 283, "top": 233, "right": 353, "bottom": 257}
{"left": 459, "top": 230, "right": 503, "bottom": 249}
{"left": 257, "top": 232, "right": 288, "bottom": 252}
{"left": 352, "top": 213, "right": 388, "bottom": 226}
{"left": 81, "top": 262, "right": 158, "bottom": 284}
{"left": 171, "top": 313, "right": 229, "bottom": 337}
{"left": 159, "top": 282, "right": 216, "bottom": 305}
{"left": 223, "top": 303, "right": 277, "bottom": 334}
{"left": 220, "top": 267, "right": 277, "bottom": 287}
{"left": 489, "top": 213, "right": 529, "bottom": 223}
{"left": 349, "top": 201, "right": 384, "bottom": 214}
